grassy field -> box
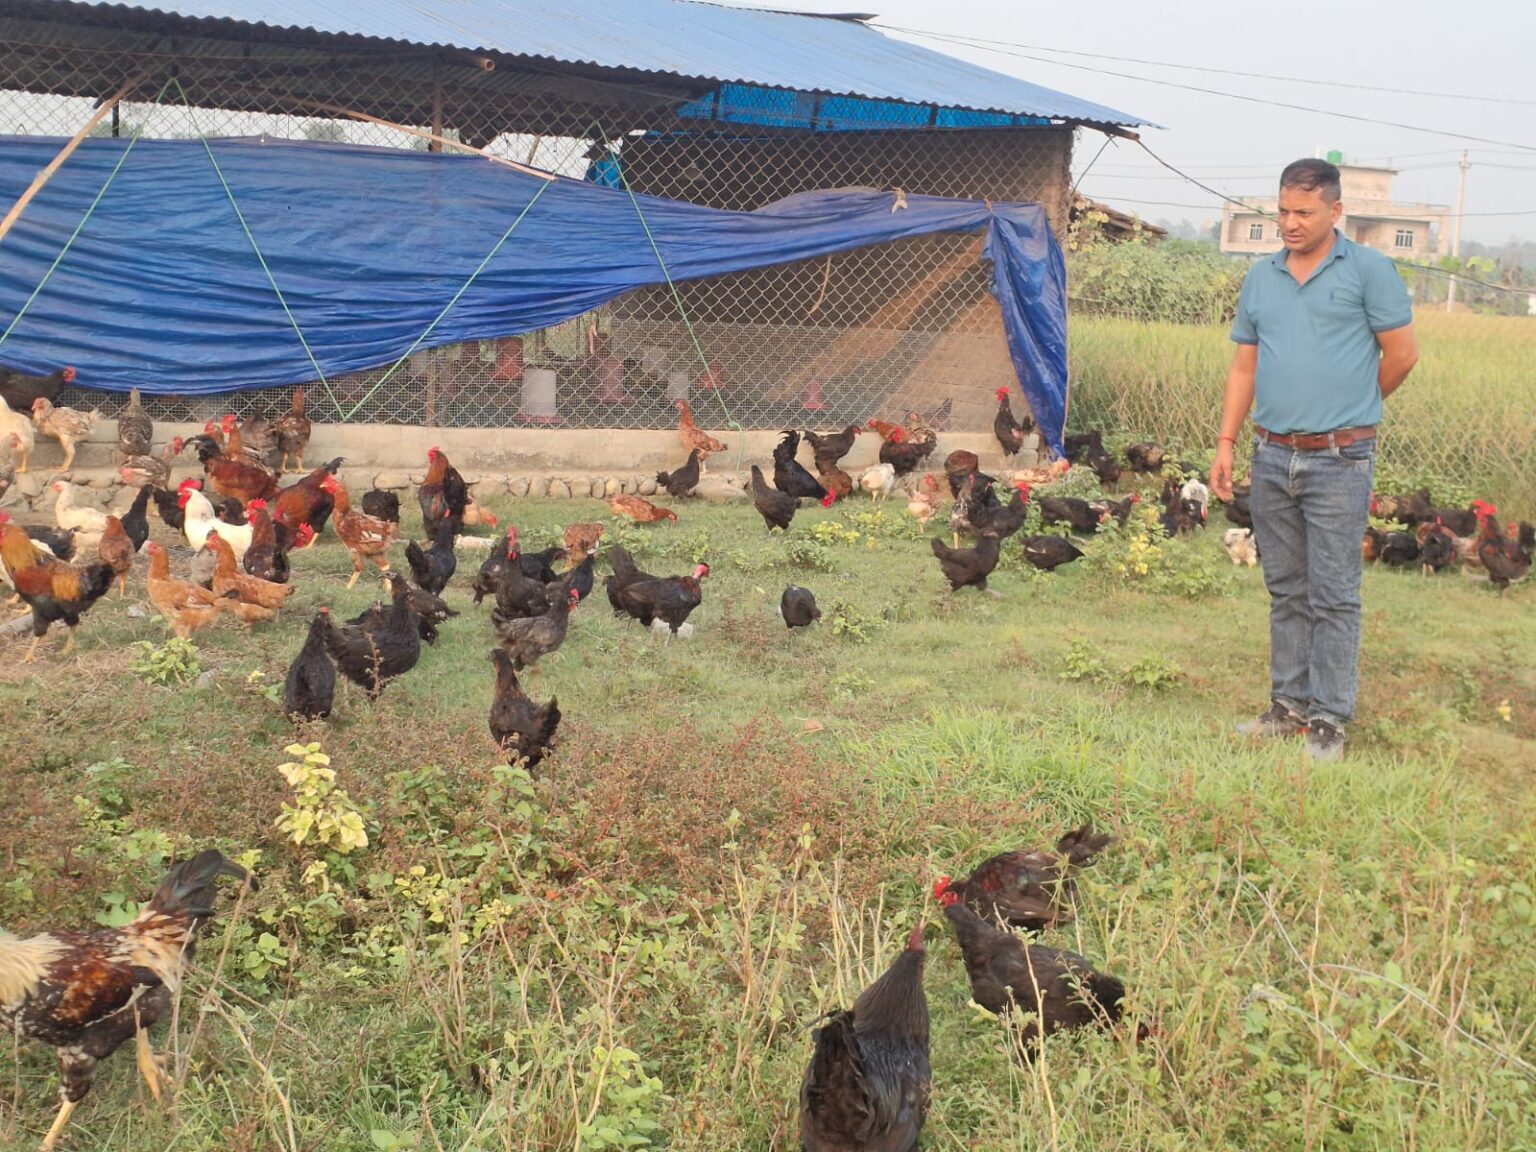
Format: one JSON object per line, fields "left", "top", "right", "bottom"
{"left": 1069, "top": 310, "right": 1536, "bottom": 517}
{"left": 1, "top": 492, "right": 1534, "bottom": 1152}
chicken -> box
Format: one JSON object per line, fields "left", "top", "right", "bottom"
{"left": 284, "top": 608, "right": 337, "bottom": 720}
{"left": 1363, "top": 527, "right": 1419, "bottom": 567}
{"left": 750, "top": 465, "right": 798, "bottom": 532}
{"left": 906, "top": 472, "right": 943, "bottom": 528}
{"left": 1180, "top": 476, "right": 1211, "bottom": 524}
{"left": 655, "top": 448, "right": 701, "bottom": 498}
{"left": 938, "top": 891, "right": 1127, "bottom": 1051}
{"left": 1085, "top": 445, "right": 1122, "bottom": 486}
{"left": 799, "top": 922, "right": 930, "bottom": 1152}
{"left": 51, "top": 481, "right": 110, "bottom": 537}
{"left": 221, "top": 413, "right": 279, "bottom": 471}
{"left": 1372, "top": 488, "right": 1432, "bottom": 526}
{"left": 323, "top": 475, "right": 397, "bottom": 589}
{"left": 773, "top": 430, "right": 829, "bottom": 501}
{"left": 405, "top": 519, "right": 457, "bottom": 595}
{"left": 243, "top": 499, "right": 309, "bottom": 585}
{"left": 0, "top": 851, "right": 250, "bottom": 1150}
{"left": 96, "top": 515, "right": 136, "bottom": 598}
{"left": 0, "top": 512, "right": 114, "bottom": 662}
{"left": 273, "top": 387, "right": 312, "bottom": 473}
{"left": 1429, "top": 505, "right": 1478, "bottom": 537}
{"left": 818, "top": 463, "right": 854, "bottom": 501}
{"left": 183, "top": 433, "right": 279, "bottom": 505}
{"left": 361, "top": 488, "right": 400, "bottom": 523}
{"left": 142, "top": 541, "right": 230, "bottom": 639}
{"left": 1123, "top": 441, "right": 1165, "bottom": 473}
{"left": 271, "top": 457, "right": 344, "bottom": 541}
{"left": 324, "top": 572, "right": 421, "bottom": 697}
{"left": 859, "top": 462, "right": 896, "bottom": 502}
{"left": 564, "top": 551, "right": 597, "bottom": 603}
{"left": 30, "top": 398, "right": 99, "bottom": 472}
{"left": 608, "top": 494, "right": 678, "bottom": 524}
{"left": 993, "top": 387, "right": 1032, "bottom": 458}
{"left": 461, "top": 495, "right": 499, "bottom": 533}
{"left": 1223, "top": 484, "right": 1253, "bottom": 529}
{"left": 179, "top": 480, "right": 253, "bottom": 560}
{"left": 492, "top": 528, "right": 554, "bottom": 621}
{"left": 417, "top": 446, "right": 469, "bottom": 538}
{"left": 805, "top": 424, "right": 861, "bottom": 472}
{"left": 115, "top": 387, "right": 153, "bottom": 460}
{"left": 472, "top": 529, "right": 511, "bottom": 605}
{"left": 116, "top": 483, "right": 153, "bottom": 554}
{"left": 604, "top": 544, "right": 656, "bottom": 617}
{"left": 1224, "top": 527, "right": 1259, "bottom": 567}
{"left": 931, "top": 531, "right": 1002, "bottom": 592}
{"left": 780, "top": 585, "right": 820, "bottom": 628}
{"left": 118, "top": 438, "right": 181, "bottom": 494}
{"left": 872, "top": 423, "right": 936, "bottom": 478}
{"left": 489, "top": 648, "right": 562, "bottom": 770}
{"left": 942, "top": 450, "right": 991, "bottom": 499}
{"left": 1476, "top": 510, "right": 1532, "bottom": 594}
{"left": 405, "top": 586, "right": 457, "bottom": 644}
{"left": 519, "top": 545, "right": 568, "bottom": 583}
{"left": 0, "top": 363, "right": 75, "bottom": 412}
{"left": 675, "top": 399, "right": 727, "bottom": 470}
{"left": 616, "top": 563, "right": 709, "bottom": 639}
{"left": 563, "top": 522, "right": 605, "bottom": 559}
{"left": 933, "top": 825, "right": 1111, "bottom": 933}
{"left": 1020, "top": 535, "right": 1083, "bottom": 573}
{"left": 1038, "top": 495, "right": 1099, "bottom": 535}
{"left": 204, "top": 531, "right": 294, "bottom": 613}
{"left": 495, "top": 584, "right": 579, "bottom": 670}
{"left": 1415, "top": 521, "right": 1457, "bottom": 576}
{"left": 1062, "top": 430, "right": 1104, "bottom": 463}
{"left": 1088, "top": 493, "right": 1139, "bottom": 529}
{"left": 967, "top": 481, "right": 1032, "bottom": 542}
{"left": 0, "top": 395, "right": 38, "bottom": 474}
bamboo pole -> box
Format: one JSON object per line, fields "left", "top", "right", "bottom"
{"left": 0, "top": 76, "right": 145, "bottom": 246}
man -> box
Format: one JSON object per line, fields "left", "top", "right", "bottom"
{"left": 1212, "top": 158, "right": 1419, "bottom": 761}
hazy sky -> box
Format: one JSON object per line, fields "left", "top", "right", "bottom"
{"left": 758, "top": 0, "right": 1535, "bottom": 245}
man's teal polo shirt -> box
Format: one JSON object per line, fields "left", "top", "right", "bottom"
{"left": 1230, "top": 231, "right": 1412, "bottom": 435}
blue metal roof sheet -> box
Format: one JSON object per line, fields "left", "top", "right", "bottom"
{"left": 82, "top": 0, "right": 1149, "bottom": 125}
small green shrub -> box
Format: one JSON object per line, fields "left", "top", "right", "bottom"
{"left": 129, "top": 637, "right": 201, "bottom": 686}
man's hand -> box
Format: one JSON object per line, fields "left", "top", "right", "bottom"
{"left": 1212, "top": 443, "right": 1236, "bottom": 502}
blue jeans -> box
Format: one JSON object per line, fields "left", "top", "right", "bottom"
{"left": 1248, "top": 437, "right": 1376, "bottom": 729}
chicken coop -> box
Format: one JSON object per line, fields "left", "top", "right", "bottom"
{"left": 0, "top": 0, "right": 1146, "bottom": 450}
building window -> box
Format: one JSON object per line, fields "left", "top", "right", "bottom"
{"left": 1248, "top": 222, "right": 1264, "bottom": 241}
{"left": 1275, "top": 226, "right": 1284, "bottom": 239}
{"left": 1395, "top": 228, "right": 1415, "bottom": 249}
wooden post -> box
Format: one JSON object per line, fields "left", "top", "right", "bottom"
{"left": 0, "top": 76, "right": 143, "bottom": 246}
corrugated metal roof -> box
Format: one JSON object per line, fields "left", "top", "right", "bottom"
{"left": 77, "top": 0, "right": 1148, "bottom": 125}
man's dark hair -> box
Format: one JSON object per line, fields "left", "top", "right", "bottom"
{"left": 1280, "top": 158, "right": 1341, "bottom": 203}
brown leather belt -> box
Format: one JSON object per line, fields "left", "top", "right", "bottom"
{"left": 1254, "top": 425, "right": 1376, "bottom": 451}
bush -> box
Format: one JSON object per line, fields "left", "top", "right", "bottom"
{"left": 1068, "top": 236, "right": 1244, "bottom": 326}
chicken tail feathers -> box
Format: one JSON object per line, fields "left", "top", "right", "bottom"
{"left": 1056, "top": 823, "right": 1112, "bottom": 867}
{"left": 1085, "top": 970, "right": 1126, "bottom": 1024}
{"left": 148, "top": 850, "right": 253, "bottom": 921}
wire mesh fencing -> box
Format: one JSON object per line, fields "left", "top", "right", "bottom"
{"left": 0, "top": 7, "right": 1074, "bottom": 438}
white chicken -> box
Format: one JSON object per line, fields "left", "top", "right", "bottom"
{"left": 1223, "top": 527, "right": 1259, "bottom": 567}
{"left": 51, "top": 480, "right": 110, "bottom": 537}
{"left": 1180, "top": 476, "right": 1211, "bottom": 523}
{"left": 859, "top": 462, "right": 896, "bottom": 502}
{"left": 0, "top": 395, "right": 36, "bottom": 473}
{"left": 179, "top": 481, "right": 252, "bottom": 560}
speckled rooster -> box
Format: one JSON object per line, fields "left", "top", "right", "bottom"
{"left": 0, "top": 851, "right": 252, "bottom": 1149}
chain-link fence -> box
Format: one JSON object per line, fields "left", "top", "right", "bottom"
{"left": 1, "top": 5, "right": 1075, "bottom": 436}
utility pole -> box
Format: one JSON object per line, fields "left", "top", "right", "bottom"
{"left": 1445, "top": 151, "right": 1469, "bottom": 313}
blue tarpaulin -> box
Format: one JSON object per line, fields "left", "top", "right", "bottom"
{"left": 0, "top": 136, "right": 1067, "bottom": 452}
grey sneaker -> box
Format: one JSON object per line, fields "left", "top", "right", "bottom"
{"left": 1306, "top": 720, "right": 1346, "bottom": 762}
{"left": 1237, "top": 700, "right": 1307, "bottom": 738}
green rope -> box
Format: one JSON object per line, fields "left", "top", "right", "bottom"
{"left": 0, "top": 77, "right": 174, "bottom": 350}
{"left": 337, "top": 176, "right": 555, "bottom": 422}
{"left": 170, "top": 78, "right": 347, "bottom": 421}
{"left": 607, "top": 129, "right": 745, "bottom": 470}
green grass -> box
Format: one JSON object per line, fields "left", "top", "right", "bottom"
{"left": 1069, "top": 310, "right": 1536, "bottom": 517}
{"left": 2, "top": 493, "right": 1534, "bottom": 1152}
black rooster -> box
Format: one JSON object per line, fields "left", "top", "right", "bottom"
{"left": 930, "top": 531, "right": 1002, "bottom": 592}
{"left": 773, "top": 430, "right": 829, "bottom": 500}
{"left": 324, "top": 572, "right": 421, "bottom": 697}
{"left": 993, "top": 387, "right": 1032, "bottom": 458}
{"left": 615, "top": 563, "right": 709, "bottom": 638}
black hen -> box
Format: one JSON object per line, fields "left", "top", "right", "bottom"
{"left": 940, "top": 895, "right": 1127, "bottom": 1051}
{"left": 750, "top": 465, "right": 798, "bottom": 531}
{"left": 494, "top": 530, "right": 554, "bottom": 622}
{"left": 118, "top": 485, "right": 154, "bottom": 552}
{"left": 405, "top": 518, "right": 457, "bottom": 595}
{"left": 1038, "top": 495, "right": 1099, "bottom": 535}
{"left": 564, "top": 551, "right": 597, "bottom": 603}
{"left": 805, "top": 424, "right": 861, "bottom": 472}
{"left": 489, "top": 648, "right": 562, "bottom": 771}
{"left": 605, "top": 544, "right": 657, "bottom": 616}
{"left": 780, "top": 584, "right": 821, "bottom": 628}
{"left": 284, "top": 608, "right": 337, "bottom": 720}
{"left": 934, "top": 824, "right": 1111, "bottom": 933}
{"left": 495, "top": 583, "right": 578, "bottom": 670}
{"left": 800, "top": 922, "right": 930, "bottom": 1152}
{"left": 1063, "top": 430, "right": 1104, "bottom": 463}
{"left": 655, "top": 448, "right": 701, "bottom": 499}
{"left": 1124, "top": 441, "right": 1165, "bottom": 473}
{"left": 616, "top": 563, "right": 709, "bottom": 637}
{"left": 23, "top": 524, "right": 79, "bottom": 562}
{"left": 1021, "top": 535, "right": 1082, "bottom": 572}
{"left": 773, "top": 430, "right": 829, "bottom": 500}
{"left": 518, "top": 545, "right": 567, "bottom": 583}
{"left": 931, "top": 532, "right": 1002, "bottom": 592}
{"left": 323, "top": 572, "right": 421, "bottom": 698}
{"left": 361, "top": 489, "right": 401, "bottom": 523}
